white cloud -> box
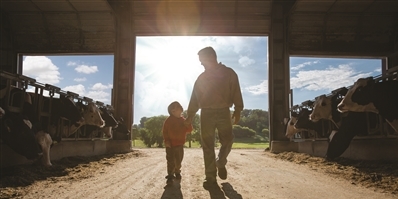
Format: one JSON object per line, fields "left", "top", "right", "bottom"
{"left": 67, "top": 61, "right": 77, "bottom": 66}
{"left": 91, "top": 83, "right": 113, "bottom": 90}
{"left": 211, "top": 36, "right": 263, "bottom": 55}
{"left": 63, "top": 84, "right": 86, "bottom": 96}
{"left": 86, "top": 90, "right": 110, "bottom": 103}
{"left": 374, "top": 68, "right": 381, "bottom": 72}
{"left": 291, "top": 60, "right": 320, "bottom": 70}
{"left": 239, "top": 56, "right": 256, "bottom": 67}
{"left": 74, "top": 77, "right": 87, "bottom": 82}
{"left": 75, "top": 65, "right": 98, "bottom": 74}
{"left": 291, "top": 64, "right": 372, "bottom": 91}
{"left": 246, "top": 80, "right": 268, "bottom": 95}
{"left": 23, "top": 56, "right": 61, "bottom": 84}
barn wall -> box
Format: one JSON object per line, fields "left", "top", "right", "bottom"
{"left": 0, "top": 12, "right": 17, "bottom": 74}
{"left": 269, "top": 0, "right": 293, "bottom": 152}
{"left": 296, "top": 138, "right": 398, "bottom": 161}
{"left": 387, "top": 52, "right": 398, "bottom": 70}
{"left": 0, "top": 140, "right": 132, "bottom": 168}
{"left": 109, "top": 1, "right": 134, "bottom": 135}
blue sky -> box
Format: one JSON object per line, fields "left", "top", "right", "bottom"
{"left": 22, "top": 36, "right": 382, "bottom": 125}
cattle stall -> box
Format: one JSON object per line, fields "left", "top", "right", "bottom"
{"left": 0, "top": 70, "right": 131, "bottom": 167}
{"left": 286, "top": 70, "right": 398, "bottom": 160}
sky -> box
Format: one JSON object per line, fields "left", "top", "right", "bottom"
{"left": 22, "top": 36, "right": 382, "bottom": 125}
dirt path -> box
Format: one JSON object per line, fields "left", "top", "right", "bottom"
{"left": 1, "top": 148, "right": 397, "bottom": 199}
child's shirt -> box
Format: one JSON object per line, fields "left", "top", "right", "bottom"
{"left": 162, "top": 116, "right": 193, "bottom": 147}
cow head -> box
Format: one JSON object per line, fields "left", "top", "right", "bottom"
{"left": 310, "top": 95, "right": 331, "bottom": 122}
{"left": 78, "top": 102, "right": 105, "bottom": 127}
{"left": 60, "top": 96, "right": 85, "bottom": 124}
{"left": 113, "top": 118, "right": 131, "bottom": 139}
{"left": 310, "top": 87, "right": 348, "bottom": 123}
{"left": 295, "top": 108, "right": 314, "bottom": 129}
{"left": 284, "top": 112, "right": 299, "bottom": 138}
{"left": 337, "top": 77, "right": 378, "bottom": 113}
{"left": 99, "top": 107, "right": 118, "bottom": 128}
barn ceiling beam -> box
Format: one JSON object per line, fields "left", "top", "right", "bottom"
{"left": 66, "top": 0, "right": 84, "bottom": 49}
{"left": 28, "top": 0, "right": 51, "bottom": 47}
{"left": 321, "top": 0, "right": 337, "bottom": 50}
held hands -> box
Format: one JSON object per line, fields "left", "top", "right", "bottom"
{"left": 165, "top": 142, "right": 171, "bottom": 148}
{"left": 231, "top": 111, "right": 241, "bottom": 125}
{"left": 184, "top": 116, "right": 193, "bottom": 127}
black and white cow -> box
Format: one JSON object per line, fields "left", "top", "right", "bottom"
{"left": 284, "top": 112, "right": 300, "bottom": 139}
{"left": 113, "top": 117, "right": 131, "bottom": 140}
{"left": 294, "top": 108, "right": 334, "bottom": 139}
{"left": 337, "top": 77, "right": 398, "bottom": 133}
{"left": 310, "top": 87, "right": 348, "bottom": 128}
{"left": 27, "top": 93, "right": 85, "bottom": 143}
{"left": 54, "top": 101, "right": 105, "bottom": 138}
{"left": 309, "top": 86, "right": 380, "bottom": 159}
{"left": 1, "top": 88, "right": 53, "bottom": 166}
{"left": 80, "top": 106, "right": 118, "bottom": 139}
{"left": 0, "top": 106, "right": 43, "bottom": 161}
{"left": 325, "top": 112, "right": 370, "bottom": 159}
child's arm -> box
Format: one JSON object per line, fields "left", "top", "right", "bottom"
{"left": 185, "top": 119, "right": 193, "bottom": 134}
{"left": 162, "top": 120, "right": 171, "bottom": 147}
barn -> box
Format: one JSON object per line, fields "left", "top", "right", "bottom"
{"left": 1, "top": 0, "right": 398, "bottom": 168}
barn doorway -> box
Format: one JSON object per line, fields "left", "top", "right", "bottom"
{"left": 133, "top": 36, "right": 270, "bottom": 148}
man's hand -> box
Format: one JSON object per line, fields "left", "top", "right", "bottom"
{"left": 184, "top": 116, "right": 193, "bottom": 127}
{"left": 231, "top": 111, "right": 241, "bottom": 125}
{"left": 165, "top": 142, "right": 171, "bottom": 148}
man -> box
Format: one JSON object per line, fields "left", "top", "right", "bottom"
{"left": 185, "top": 46, "right": 244, "bottom": 188}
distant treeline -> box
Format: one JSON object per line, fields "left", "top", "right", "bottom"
{"left": 133, "top": 109, "right": 269, "bottom": 147}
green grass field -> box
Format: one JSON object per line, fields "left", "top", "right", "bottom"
{"left": 131, "top": 137, "right": 269, "bottom": 149}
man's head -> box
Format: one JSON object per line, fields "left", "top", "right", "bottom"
{"left": 168, "top": 101, "right": 183, "bottom": 117}
{"left": 198, "top": 46, "right": 218, "bottom": 69}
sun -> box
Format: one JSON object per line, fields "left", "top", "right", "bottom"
{"left": 135, "top": 36, "right": 206, "bottom": 115}
{"left": 144, "top": 37, "right": 205, "bottom": 87}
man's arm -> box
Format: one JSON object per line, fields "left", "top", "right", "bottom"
{"left": 186, "top": 82, "right": 200, "bottom": 124}
{"left": 231, "top": 70, "right": 244, "bottom": 124}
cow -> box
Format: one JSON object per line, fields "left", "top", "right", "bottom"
{"left": 325, "top": 112, "right": 370, "bottom": 160}
{"left": 284, "top": 112, "right": 300, "bottom": 139}
{"left": 79, "top": 106, "right": 118, "bottom": 139}
{"left": 0, "top": 106, "right": 41, "bottom": 160}
{"left": 27, "top": 93, "right": 85, "bottom": 143}
{"left": 310, "top": 87, "right": 348, "bottom": 128}
{"left": 113, "top": 117, "right": 131, "bottom": 140}
{"left": 284, "top": 110, "right": 318, "bottom": 139}
{"left": 53, "top": 101, "right": 105, "bottom": 138}
{"left": 294, "top": 108, "right": 334, "bottom": 139}
{"left": 97, "top": 106, "right": 118, "bottom": 138}
{"left": 309, "top": 86, "right": 380, "bottom": 159}
{"left": 337, "top": 77, "right": 398, "bottom": 133}
{"left": 1, "top": 87, "right": 53, "bottom": 166}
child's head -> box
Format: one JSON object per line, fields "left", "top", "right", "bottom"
{"left": 168, "top": 101, "right": 183, "bottom": 117}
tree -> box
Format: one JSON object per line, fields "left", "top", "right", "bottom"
{"left": 143, "top": 115, "right": 168, "bottom": 147}
{"left": 239, "top": 109, "right": 268, "bottom": 134}
{"left": 233, "top": 125, "right": 256, "bottom": 138}
{"left": 262, "top": 128, "right": 270, "bottom": 139}
{"left": 131, "top": 124, "right": 139, "bottom": 140}
{"left": 139, "top": 117, "right": 149, "bottom": 129}
{"left": 139, "top": 128, "right": 151, "bottom": 147}
{"left": 186, "top": 113, "right": 201, "bottom": 147}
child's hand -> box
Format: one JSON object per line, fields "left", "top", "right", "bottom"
{"left": 184, "top": 116, "right": 192, "bottom": 126}
{"left": 165, "top": 142, "right": 171, "bottom": 148}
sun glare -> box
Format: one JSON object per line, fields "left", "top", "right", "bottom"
{"left": 135, "top": 36, "right": 206, "bottom": 118}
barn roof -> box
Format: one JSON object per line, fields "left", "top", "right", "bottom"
{"left": 1, "top": 0, "right": 397, "bottom": 55}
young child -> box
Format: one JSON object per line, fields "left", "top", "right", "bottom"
{"left": 162, "top": 101, "right": 193, "bottom": 185}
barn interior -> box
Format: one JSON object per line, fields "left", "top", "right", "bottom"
{"left": 1, "top": 0, "right": 397, "bottom": 167}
